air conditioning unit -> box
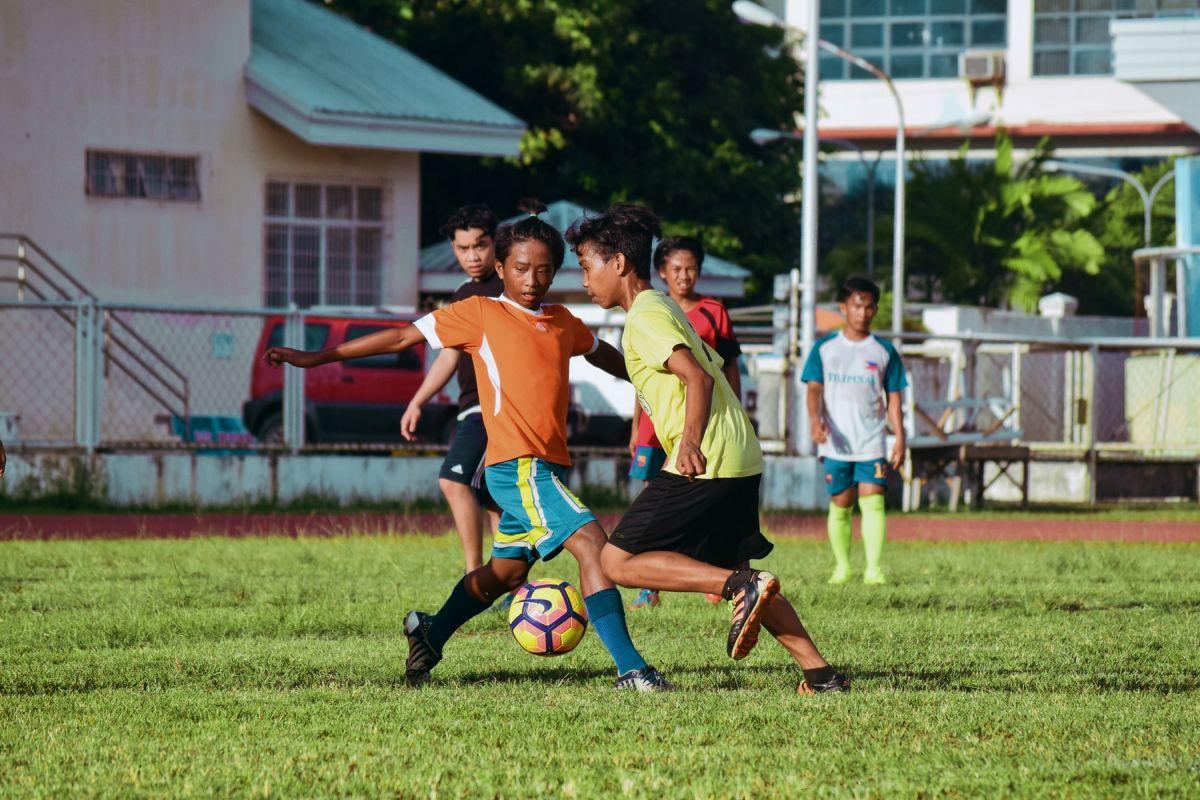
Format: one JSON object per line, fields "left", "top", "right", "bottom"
{"left": 959, "top": 50, "right": 1006, "bottom": 102}
{"left": 959, "top": 50, "right": 1005, "bottom": 81}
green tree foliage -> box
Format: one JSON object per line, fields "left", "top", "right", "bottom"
{"left": 903, "top": 131, "right": 1104, "bottom": 312}
{"left": 327, "top": 0, "right": 806, "bottom": 297}
{"left": 1066, "top": 160, "right": 1176, "bottom": 316}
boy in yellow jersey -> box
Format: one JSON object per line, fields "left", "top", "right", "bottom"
{"left": 267, "top": 201, "right": 671, "bottom": 692}
{"left": 568, "top": 204, "right": 850, "bottom": 693}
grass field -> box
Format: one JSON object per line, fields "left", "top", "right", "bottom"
{"left": 2, "top": 533, "right": 1199, "bottom": 798}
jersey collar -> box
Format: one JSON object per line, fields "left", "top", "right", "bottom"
{"left": 495, "top": 293, "right": 545, "bottom": 315}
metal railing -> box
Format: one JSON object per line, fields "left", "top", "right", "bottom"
{"left": 0, "top": 234, "right": 191, "bottom": 441}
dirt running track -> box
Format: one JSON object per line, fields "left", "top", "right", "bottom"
{"left": 0, "top": 513, "right": 1197, "bottom": 543}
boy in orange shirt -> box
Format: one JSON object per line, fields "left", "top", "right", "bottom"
{"left": 266, "top": 201, "right": 671, "bottom": 691}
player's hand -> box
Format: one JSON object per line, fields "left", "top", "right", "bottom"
{"left": 674, "top": 439, "right": 707, "bottom": 480}
{"left": 628, "top": 432, "right": 638, "bottom": 459}
{"left": 400, "top": 402, "right": 422, "bottom": 442}
{"left": 264, "top": 347, "right": 318, "bottom": 369}
{"left": 810, "top": 420, "right": 829, "bottom": 445}
{"left": 890, "top": 437, "right": 906, "bottom": 472}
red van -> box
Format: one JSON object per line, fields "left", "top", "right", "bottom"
{"left": 242, "top": 314, "right": 458, "bottom": 444}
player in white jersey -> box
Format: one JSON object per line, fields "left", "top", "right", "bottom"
{"left": 801, "top": 277, "right": 907, "bottom": 585}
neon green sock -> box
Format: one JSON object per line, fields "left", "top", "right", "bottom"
{"left": 827, "top": 503, "right": 852, "bottom": 578}
{"left": 859, "top": 493, "right": 886, "bottom": 577}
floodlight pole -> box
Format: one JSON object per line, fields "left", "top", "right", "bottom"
{"left": 1043, "top": 160, "right": 1176, "bottom": 247}
{"left": 815, "top": 39, "right": 906, "bottom": 335}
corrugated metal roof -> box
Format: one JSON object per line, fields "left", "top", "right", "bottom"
{"left": 420, "top": 200, "right": 752, "bottom": 280}
{"left": 248, "top": 0, "right": 524, "bottom": 132}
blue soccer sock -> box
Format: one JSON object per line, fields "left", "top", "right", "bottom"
{"left": 427, "top": 578, "right": 491, "bottom": 653}
{"left": 584, "top": 588, "right": 648, "bottom": 675}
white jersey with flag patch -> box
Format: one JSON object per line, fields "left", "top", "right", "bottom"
{"left": 801, "top": 331, "right": 907, "bottom": 461}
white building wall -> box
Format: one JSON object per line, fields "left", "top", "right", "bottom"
{"left": 782, "top": 0, "right": 1188, "bottom": 151}
{"left": 0, "top": 0, "right": 421, "bottom": 308}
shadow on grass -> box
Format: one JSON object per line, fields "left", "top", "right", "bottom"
{"left": 847, "top": 667, "right": 1200, "bottom": 693}
{"left": 6, "top": 663, "right": 1198, "bottom": 696}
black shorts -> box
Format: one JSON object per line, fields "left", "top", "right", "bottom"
{"left": 439, "top": 412, "right": 495, "bottom": 508}
{"left": 609, "top": 472, "right": 773, "bottom": 569}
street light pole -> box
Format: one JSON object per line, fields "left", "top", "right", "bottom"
{"left": 815, "top": 38, "right": 906, "bottom": 334}
{"left": 735, "top": 0, "right": 909, "bottom": 339}
{"left": 824, "top": 138, "right": 881, "bottom": 280}
{"left": 753, "top": 128, "right": 881, "bottom": 280}
{"left": 733, "top": 0, "right": 821, "bottom": 455}
{"left": 1043, "top": 159, "right": 1175, "bottom": 248}
{"left": 1043, "top": 159, "right": 1177, "bottom": 331}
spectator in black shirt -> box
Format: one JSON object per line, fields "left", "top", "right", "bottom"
{"left": 401, "top": 205, "right": 504, "bottom": 572}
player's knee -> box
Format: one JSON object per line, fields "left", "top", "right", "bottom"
{"left": 439, "top": 478, "right": 470, "bottom": 499}
{"left": 600, "top": 544, "right": 632, "bottom": 585}
{"left": 492, "top": 560, "right": 530, "bottom": 592}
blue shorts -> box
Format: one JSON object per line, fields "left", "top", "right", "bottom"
{"left": 485, "top": 457, "right": 596, "bottom": 564}
{"left": 628, "top": 445, "right": 667, "bottom": 481}
{"left": 823, "top": 457, "right": 888, "bottom": 496}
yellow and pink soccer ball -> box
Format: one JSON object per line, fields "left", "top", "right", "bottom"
{"left": 507, "top": 579, "right": 588, "bottom": 656}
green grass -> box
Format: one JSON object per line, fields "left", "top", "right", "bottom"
{"left": 2, "top": 534, "right": 1199, "bottom": 798}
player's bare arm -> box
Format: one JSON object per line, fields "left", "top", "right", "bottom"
{"left": 664, "top": 345, "right": 713, "bottom": 479}
{"left": 806, "top": 381, "right": 829, "bottom": 444}
{"left": 887, "top": 389, "right": 906, "bottom": 470}
{"left": 265, "top": 323, "right": 427, "bottom": 369}
{"left": 400, "top": 348, "right": 461, "bottom": 441}
{"left": 584, "top": 341, "right": 630, "bottom": 382}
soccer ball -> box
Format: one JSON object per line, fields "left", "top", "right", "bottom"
{"left": 507, "top": 579, "right": 588, "bottom": 656}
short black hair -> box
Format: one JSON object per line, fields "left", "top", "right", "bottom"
{"left": 837, "top": 276, "right": 881, "bottom": 303}
{"left": 439, "top": 204, "right": 498, "bottom": 240}
{"left": 565, "top": 203, "right": 663, "bottom": 279}
{"left": 653, "top": 236, "right": 705, "bottom": 273}
{"left": 494, "top": 198, "right": 565, "bottom": 271}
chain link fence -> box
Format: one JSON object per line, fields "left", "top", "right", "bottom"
{"left": 3, "top": 298, "right": 1200, "bottom": 459}
{"left": 0, "top": 301, "right": 77, "bottom": 445}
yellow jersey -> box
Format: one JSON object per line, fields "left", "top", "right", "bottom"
{"left": 621, "top": 291, "right": 763, "bottom": 479}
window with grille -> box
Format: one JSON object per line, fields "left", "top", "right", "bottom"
{"left": 1033, "top": 0, "right": 1200, "bottom": 77}
{"left": 86, "top": 151, "right": 201, "bottom": 201}
{"left": 818, "top": 0, "right": 1007, "bottom": 81}
{"left": 263, "top": 181, "right": 385, "bottom": 309}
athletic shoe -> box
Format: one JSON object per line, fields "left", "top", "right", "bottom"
{"left": 613, "top": 665, "right": 675, "bottom": 692}
{"left": 828, "top": 565, "right": 852, "bottom": 585}
{"left": 797, "top": 672, "right": 851, "bottom": 694}
{"left": 726, "top": 570, "right": 780, "bottom": 661}
{"left": 862, "top": 568, "right": 887, "bottom": 586}
{"left": 629, "top": 588, "right": 660, "bottom": 610}
{"left": 403, "top": 610, "right": 441, "bottom": 685}
{"left": 704, "top": 593, "right": 723, "bottom": 605}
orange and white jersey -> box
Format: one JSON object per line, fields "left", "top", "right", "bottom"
{"left": 414, "top": 294, "right": 598, "bottom": 467}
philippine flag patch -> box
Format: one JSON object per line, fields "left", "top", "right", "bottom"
{"left": 865, "top": 360, "right": 880, "bottom": 372}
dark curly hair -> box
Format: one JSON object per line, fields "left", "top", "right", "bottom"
{"left": 837, "top": 276, "right": 881, "bottom": 303}
{"left": 438, "top": 203, "right": 498, "bottom": 240}
{"left": 653, "top": 236, "right": 705, "bottom": 273}
{"left": 493, "top": 198, "right": 566, "bottom": 271}
{"left": 564, "top": 203, "right": 662, "bottom": 279}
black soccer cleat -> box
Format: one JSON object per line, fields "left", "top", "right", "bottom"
{"left": 403, "top": 610, "right": 441, "bottom": 686}
{"left": 613, "top": 665, "right": 676, "bottom": 693}
{"left": 797, "top": 672, "right": 851, "bottom": 694}
{"left": 726, "top": 570, "right": 780, "bottom": 660}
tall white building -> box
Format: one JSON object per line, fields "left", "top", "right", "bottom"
{"left": 769, "top": 0, "right": 1200, "bottom": 158}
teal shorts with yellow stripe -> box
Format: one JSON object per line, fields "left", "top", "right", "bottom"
{"left": 485, "top": 457, "right": 596, "bottom": 563}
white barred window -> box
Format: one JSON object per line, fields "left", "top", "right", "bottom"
{"left": 86, "top": 150, "right": 201, "bottom": 201}
{"left": 263, "top": 181, "right": 384, "bottom": 308}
